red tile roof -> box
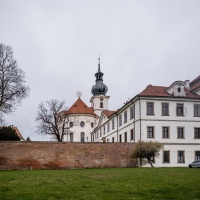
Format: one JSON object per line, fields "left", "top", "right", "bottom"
{"left": 190, "top": 75, "right": 200, "bottom": 91}
{"left": 139, "top": 85, "right": 200, "bottom": 98}
{"left": 13, "top": 127, "right": 25, "bottom": 140}
{"left": 65, "top": 98, "right": 96, "bottom": 115}
{"left": 103, "top": 110, "right": 116, "bottom": 118}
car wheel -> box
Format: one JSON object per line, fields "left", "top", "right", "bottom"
{"left": 189, "top": 165, "right": 192, "bottom": 168}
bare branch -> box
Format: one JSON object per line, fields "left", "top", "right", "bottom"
{"left": 35, "top": 99, "right": 70, "bottom": 142}
{"left": 0, "top": 43, "right": 30, "bottom": 120}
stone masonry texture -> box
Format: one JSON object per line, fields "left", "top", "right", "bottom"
{"left": 0, "top": 142, "right": 136, "bottom": 170}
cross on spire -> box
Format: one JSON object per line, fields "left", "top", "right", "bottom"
{"left": 98, "top": 55, "right": 101, "bottom": 72}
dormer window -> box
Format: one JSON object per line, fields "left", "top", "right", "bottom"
{"left": 166, "top": 81, "right": 186, "bottom": 96}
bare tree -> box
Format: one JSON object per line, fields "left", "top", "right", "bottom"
{"left": 35, "top": 99, "right": 71, "bottom": 142}
{"left": 0, "top": 43, "right": 30, "bottom": 122}
{"left": 131, "top": 141, "right": 163, "bottom": 167}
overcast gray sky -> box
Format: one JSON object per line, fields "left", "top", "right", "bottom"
{"left": 0, "top": 0, "right": 200, "bottom": 141}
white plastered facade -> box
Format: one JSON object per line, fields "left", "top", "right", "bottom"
{"left": 91, "top": 79, "right": 200, "bottom": 167}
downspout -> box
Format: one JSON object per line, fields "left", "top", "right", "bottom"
{"left": 117, "top": 114, "right": 119, "bottom": 142}
{"left": 139, "top": 96, "right": 142, "bottom": 166}
{"left": 133, "top": 103, "right": 136, "bottom": 143}
{"left": 139, "top": 96, "right": 142, "bottom": 141}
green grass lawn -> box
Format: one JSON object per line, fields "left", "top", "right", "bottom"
{"left": 0, "top": 168, "right": 199, "bottom": 200}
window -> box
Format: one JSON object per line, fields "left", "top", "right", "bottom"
{"left": 91, "top": 122, "right": 94, "bottom": 128}
{"left": 124, "top": 110, "right": 127, "bottom": 123}
{"left": 124, "top": 132, "right": 127, "bottom": 143}
{"left": 163, "top": 151, "right": 170, "bottom": 163}
{"left": 130, "top": 105, "right": 135, "bottom": 119}
{"left": 112, "top": 119, "right": 114, "bottom": 130}
{"left": 80, "top": 132, "right": 85, "bottom": 142}
{"left": 130, "top": 129, "right": 134, "bottom": 141}
{"left": 147, "top": 102, "right": 154, "bottom": 115}
{"left": 100, "top": 128, "right": 102, "bottom": 137}
{"left": 176, "top": 103, "right": 184, "bottom": 116}
{"left": 100, "top": 102, "right": 103, "bottom": 108}
{"left": 80, "top": 121, "right": 85, "bottom": 127}
{"left": 119, "top": 134, "right": 122, "bottom": 143}
{"left": 162, "top": 103, "right": 169, "bottom": 116}
{"left": 70, "top": 132, "right": 73, "bottom": 142}
{"left": 194, "top": 104, "right": 200, "bottom": 117}
{"left": 194, "top": 128, "right": 200, "bottom": 139}
{"left": 69, "top": 122, "right": 74, "bottom": 128}
{"left": 178, "top": 151, "right": 185, "bottom": 163}
{"left": 162, "top": 127, "right": 169, "bottom": 138}
{"left": 147, "top": 127, "right": 154, "bottom": 138}
{"left": 178, "top": 87, "right": 181, "bottom": 92}
{"left": 195, "top": 151, "right": 200, "bottom": 160}
{"left": 97, "top": 131, "right": 99, "bottom": 139}
{"left": 112, "top": 137, "right": 114, "bottom": 143}
{"left": 177, "top": 127, "right": 184, "bottom": 138}
{"left": 107, "top": 122, "right": 110, "bottom": 133}
{"left": 103, "top": 126, "right": 105, "bottom": 135}
{"left": 119, "top": 115, "right": 122, "bottom": 126}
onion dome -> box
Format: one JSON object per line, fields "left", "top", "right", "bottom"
{"left": 91, "top": 57, "right": 108, "bottom": 96}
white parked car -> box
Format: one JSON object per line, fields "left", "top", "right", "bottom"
{"left": 189, "top": 160, "right": 200, "bottom": 168}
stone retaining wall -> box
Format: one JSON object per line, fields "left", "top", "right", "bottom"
{"left": 0, "top": 142, "right": 136, "bottom": 170}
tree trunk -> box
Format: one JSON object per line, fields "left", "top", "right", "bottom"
{"left": 147, "top": 158, "right": 154, "bottom": 168}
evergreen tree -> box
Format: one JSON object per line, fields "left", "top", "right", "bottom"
{"left": 0, "top": 126, "right": 20, "bottom": 141}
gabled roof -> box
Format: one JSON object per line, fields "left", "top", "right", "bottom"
{"left": 97, "top": 110, "right": 116, "bottom": 127}
{"left": 190, "top": 75, "right": 200, "bottom": 91}
{"left": 102, "top": 110, "right": 116, "bottom": 118}
{"left": 65, "top": 98, "right": 96, "bottom": 116}
{"left": 139, "top": 85, "right": 200, "bottom": 98}
{"left": 13, "top": 127, "right": 25, "bottom": 141}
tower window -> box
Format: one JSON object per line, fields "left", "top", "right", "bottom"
{"left": 178, "top": 87, "right": 181, "bottom": 92}
{"left": 100, "top": 102, "right": 103, "bottom": 108}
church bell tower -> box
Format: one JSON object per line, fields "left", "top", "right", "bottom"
{"left": 90, "top": 57, "right": 110, "bottom": 117}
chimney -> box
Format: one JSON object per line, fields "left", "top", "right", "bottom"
{"left": 184, "top": 80, "right": 190, "bottom": 90}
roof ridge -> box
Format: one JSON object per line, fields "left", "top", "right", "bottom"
{"left": 66, "top": 98, "right": 96, "bottom": 116}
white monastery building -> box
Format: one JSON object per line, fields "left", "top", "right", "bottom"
{"left": 64, "top": 58, "right": 200, "bottom": 167}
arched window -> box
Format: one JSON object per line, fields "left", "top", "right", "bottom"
{"left": 69, "top": 122, "right": 73, "bottom": 128}
{"left": 178, "top": 87, "right": 181, "bottom": 92}
{"left": 91, "top": 122, "right": 94, "bottom": 128}
{"left": 100, "top": 102, "right": 103, "bottom": 108}
{"left": 81, "top": 132, "right": 85, "bottom": 142}
{"left": 70, "top": 132, "right": 73, "bottom": 142}
{"left": 80, "top": 121, "right": 85, "bottom": 127}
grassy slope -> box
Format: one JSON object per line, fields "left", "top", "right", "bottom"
{"left": 0, "top": 168, "right": 200, "bottom": 200}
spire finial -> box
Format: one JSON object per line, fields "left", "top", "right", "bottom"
{"left": 98, "top": 55, "right": 100, "bottom": 72}
{"left": 76, "top": 91, "right": 82, "bottom": 99}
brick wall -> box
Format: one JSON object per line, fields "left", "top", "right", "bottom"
{"left": 0, "top": 142, "right": 136, "bottom": 170}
